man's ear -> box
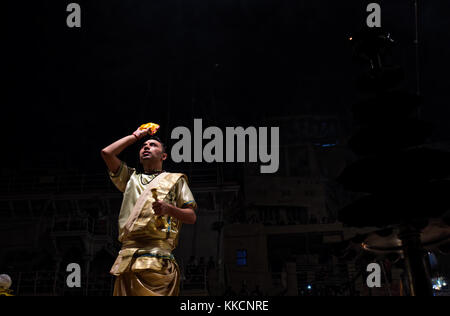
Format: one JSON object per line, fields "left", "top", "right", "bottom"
{"left": 162, "top": 152, "right": 168, "bottom": 161}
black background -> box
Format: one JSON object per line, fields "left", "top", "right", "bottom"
{"left": 2, "top": 0, "right": 450, "bottom": 297}
{"left": 4, "top": 0, "right": 450, "bottom": 175}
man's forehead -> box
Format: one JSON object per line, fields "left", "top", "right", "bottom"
{"left": 142, "top": 139, "right": 161, "bottom": 146}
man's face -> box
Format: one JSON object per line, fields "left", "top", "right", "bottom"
{"left": 139, "top": 139, "right": 167, "bottom": 164}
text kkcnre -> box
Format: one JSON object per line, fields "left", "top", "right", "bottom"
{"left": 171, "top": 119, "right": 279, "bottom": 174}
{"left": 179, "top": 300, "right": 269, "bottom": 313}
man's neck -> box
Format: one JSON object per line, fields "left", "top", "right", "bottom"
{"left": 142, "top": 164, "right": 163, "bottom": 174}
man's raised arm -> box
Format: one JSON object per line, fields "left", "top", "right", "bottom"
{"left": 100, "top": 127, "right": 151, "bottom": 173}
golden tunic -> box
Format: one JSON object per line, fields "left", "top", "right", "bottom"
{"left": 108, "top": 161, "right": 197, "bottom": 296}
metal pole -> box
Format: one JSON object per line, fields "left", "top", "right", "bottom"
{"left": 399, "top": 225, "right": 433, "bottom": 296}
{"left": 379, "top": 259, "right": 392, "bottom": 296}
{"left": 167, "top": 71, "right": 172, "bottom": 139}
{"left": 413, "top": 0, "right": 421, "bottom": 97}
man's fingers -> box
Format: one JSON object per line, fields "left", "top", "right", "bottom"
{"left": 153, "top": 201, "right": 168, "bottom": 216}
{"left": 153, "top": 202, "right": 162, "bottom": 214}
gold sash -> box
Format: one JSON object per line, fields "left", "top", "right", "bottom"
{"left": 111, "top": 172, "right": 186, "bottom": 276}
{"left": 122, "top": 172, "right": 169, "bottom": 241}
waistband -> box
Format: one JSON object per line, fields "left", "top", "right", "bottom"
{"left": 122, "top": 239, "right": 173, "bottom": 252}
{"left": 110, "top": 239, "right": 175, "bottom": 276}
{"left": 133, "top": 253, "right": 175, "bottom": 261}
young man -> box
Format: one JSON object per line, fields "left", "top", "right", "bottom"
{"left": 101, "top": 126, "right": 197, "bottom": 296}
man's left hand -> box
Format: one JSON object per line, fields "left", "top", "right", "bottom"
{"left": 152, "top": 201, "right": 172, "bottom": 216}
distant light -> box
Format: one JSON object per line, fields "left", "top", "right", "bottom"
{"left": 307, "top": 285, "right": 312, "bottom": 290}
{"left": 432, "top": 277, "right": 447, "bottom": 291}
{"left": 349, "top": 37, "right": 353, "bottom": 41}
{"left": 315, "top": 143, "right": 337, "bottom": 148}
{"left": 236, "top": 249, "right": 247, "bottom": 267}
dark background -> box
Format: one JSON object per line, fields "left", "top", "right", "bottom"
{"left": 4, "top": 0, "right": 450, "bottom": 175}
{"left": 2, "top": 0, "right": 450, "bottom": 296}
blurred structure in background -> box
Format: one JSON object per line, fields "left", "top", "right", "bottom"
{"left": 337, "top": 26, "right": 450, "bottom": 296}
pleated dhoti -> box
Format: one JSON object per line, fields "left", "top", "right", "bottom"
{"left": 113, "top": 258, "right": 180, "bottom": 296}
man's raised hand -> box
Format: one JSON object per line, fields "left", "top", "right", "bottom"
{"left": 132, "top": 127, "right": 152, "bottom": 140}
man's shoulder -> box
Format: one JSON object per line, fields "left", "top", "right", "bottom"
{"left": 164, "top": 172, "right": 189, "bottom": 183}
{"left": 121, "top": 162, "right": 137, "bottom": 175}
{"left": 165, "top": 171, "right": 186, "bottom": 176}
{"left": 127, "top": 167, "right": 137, "bottom": 177}
{"left": 164, "top": 172, "right": 187, "bottom": 178}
